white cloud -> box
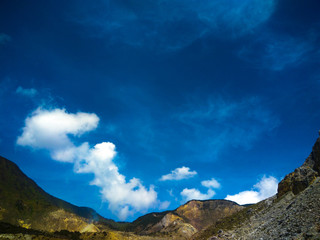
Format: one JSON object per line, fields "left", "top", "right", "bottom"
{"left": 159, "top": 201, "right": 171, "bottom": 210}
{"left": 17, "top": 108, "right": 159, "bottom": 220}
{"left": 160, "top": 166, "right": 197, "bottom": 181}
{"left": 180, "top": 177, "right": 220, "bottom": 203}
{"left": 201, "top": 178, "right": 221, "bottom": 189}
{"left": 181, "top": 188, "right": 215, "bottom": 202}
{"left": 16, "top": 86, "right": 38, "bottom": 97}
{"left": 75, "top": 142, "right": 158, "bottom": 220}
{"left": 225, "top": 176, "right": 278, "bottom": 205}
{"left": 17, "top": 108, "right": 99, "bottom": 162}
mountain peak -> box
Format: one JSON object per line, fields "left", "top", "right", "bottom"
{"left": 277, "top": 136, "right": 320, "bottom": 198}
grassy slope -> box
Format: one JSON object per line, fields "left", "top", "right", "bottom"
{"left": 0, "top": 156, "right": 119, "bottom": 231}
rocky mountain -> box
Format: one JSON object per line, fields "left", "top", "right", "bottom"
{"left": 129, "top": 199, "right": 243, "bottom": 239}
{"left": 0, "top": 156, "right": 242, "bottom": 239}
{"left": 193, "top": 135, "right": 320, "bottom": 240}
{"left": 1, "top": 134, "right": 320, "bottom": 240}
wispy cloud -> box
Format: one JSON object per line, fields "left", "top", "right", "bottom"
{"left": 16, "top": 86, "right": 38, "bottom": 98}
{"left": 180, "top": 177, "right": 221, "bottom": 202}
{"left": 225, "top": 175, "right": 278, "bottom": 205}
{"left": 17, "top": 107, "right": 159, "bottom": 220}
{"left": 238, "top": 33, "right": 319, "bottom": 71}
{"left": 176, "top": 96, "right": 280, "bottom": 160}
{"left": 0, "top": 33, "right": 11, "bottom": 45}
{"left": 159, "top": 201, "right": 170, "bottom": 210}
{"left": 160, "top": 166, "right": 197, "bottom": 181}
{"left": 73, "top": 0, "right": 277, "bottom": 51}
{"left": 196, "top": 0, "right": 276, "bottom": 37}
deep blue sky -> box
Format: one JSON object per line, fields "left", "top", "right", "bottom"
{"left": 0, "top": 0, "right": 320, "bottom": 221}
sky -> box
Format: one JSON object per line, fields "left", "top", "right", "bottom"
{"left": 0, "top": 0, "right": 320, "bottom": 221}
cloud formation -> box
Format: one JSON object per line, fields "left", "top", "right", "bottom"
{"left": 160, "top": 166, "right": 197, "bottom": 181}
{"left": 181, "top": 188, "right": 215, "bottom": 202}
{"left": 17, "top": 108, "right": 99, "bottom": 162}
{"left": 176, "top": 97, "right": 280, "bottom": 160}
{"left": 225, "top": 176, "right": 278, "bottom": 205}
{"left": 75, "top": 142, "right": 158, "bottom": 220}
{"left": 17, "top": 108, "right": 158, "bottom": 220}
{"left": 16, "top": 86, "right": 38, "bottom": 97}
{"left": 201, "top": 178, "right": 221, "bottom": 189}
{"left": 180, "top": 177, "right": 221, "bottom": 202}
{"left": 239, "top": 33, "right": 317, "bottom": 71}
{"left": 74, "top": 0, "right": 277, "bottom": 50}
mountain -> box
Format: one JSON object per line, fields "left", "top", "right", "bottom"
{"left": 0, "top": 156, "right": 117, "bottom": 233}
{"left": 0, "top": 155, "right": 244, "bottom": 239}
{"left": 129, "top": 200, "right": 243, "bottom": 239}
{"left": 193, "top": 135, "right": 320, "bottom": 240}
{"left": 1, "top": 134, "right": 320, "bottom": 239}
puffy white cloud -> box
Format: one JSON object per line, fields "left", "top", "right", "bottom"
{"left": 201, "top": 178, "right": 221, "bottom": 189}
{"left": 75, "top": 142, "right": 158, "bottom": 220}
{"left": 16, "top": 86, "right": 38, "bottom": 97}
{"left": 160, "top": 166, "right": 197, "bottom": 181}
{"left": 226, "top": 191, "right": 260, "bottom": 205}
{"left": 17, "top": 108, "right": 99, "bottom": 162}
{"left": 254, "top": 175, "right": 279, "bottom": 199}
{"left": 17, "top": 108, "right": 159, "bottom": 220}
{"left": 181, "top": 188, "right": 215, "bottom": 202}
{"left": 180, "top": 177, "right": 220, "bottom": 203}
{"left": 225, "top": 176, "right": 278, "bottom": 205}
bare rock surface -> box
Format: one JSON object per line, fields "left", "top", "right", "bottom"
{"left": 218, "top": 178, "right": 320, "bottom": 240}
{"left": 278, "top": 137, "right": 320, "bottom": 198}
{"left": 195, "top": 136, "right": 320, "bottom": 240}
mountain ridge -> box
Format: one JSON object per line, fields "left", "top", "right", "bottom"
{"left": 193, "top": 135, "right": 320, "bottom": 240}
{"left": 0, "top": 155, "right": 117, "bottom": 232}
{"left": 1, "top": 134, "right": 320, "bottom": 239}
{"left": 0, "top": 155, "right": 244, "bottom": 239}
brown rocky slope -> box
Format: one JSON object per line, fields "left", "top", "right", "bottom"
{"left": 129, "top": 199, "right": 243, "bottom": 239}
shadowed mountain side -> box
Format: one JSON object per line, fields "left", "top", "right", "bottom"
{"left": 0, "top": 156, "right": 118, "bottom": 232}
